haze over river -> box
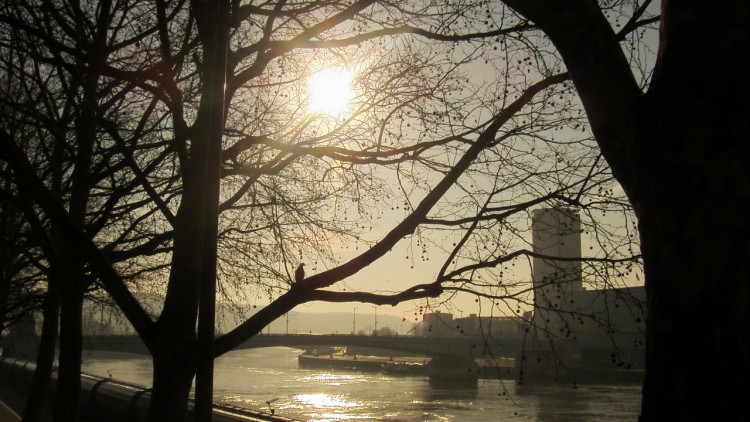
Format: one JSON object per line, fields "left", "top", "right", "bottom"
{"left": 82, "top": 347, "right": 641, "bottom": 421}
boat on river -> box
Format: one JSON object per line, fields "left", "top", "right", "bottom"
{"left": 381, "top": 361, "right": 429, "bottom": 376}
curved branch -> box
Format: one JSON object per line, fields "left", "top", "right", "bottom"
{"left": 305, "top": 283, "right": 444, "bottom": 307}
{"left": 303, "top": 72, "right": 569, "bottom": 291}
{"left": 215, "top": 72, "right": 570, "bottom": 355}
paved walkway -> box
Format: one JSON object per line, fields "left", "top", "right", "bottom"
{"left": 0, "top": 399, "right": 20, "bottom": 422}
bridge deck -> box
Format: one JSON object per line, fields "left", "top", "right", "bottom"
{"left": 81, "top": 333, "right": 524, "bottom": 358}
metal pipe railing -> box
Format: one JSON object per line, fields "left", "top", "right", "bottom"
{"left": 0, "top": 357, "right": 298, "bottom": 422}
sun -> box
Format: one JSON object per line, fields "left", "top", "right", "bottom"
{"left": 308, "top": 66, "right": 355, "bottom": 116}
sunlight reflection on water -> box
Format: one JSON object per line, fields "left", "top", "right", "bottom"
{"left": 295, "top": 393, "right": 361, "bottom": 408}
{"left": 302, "top": 373, "right": 366, "bottom": 385}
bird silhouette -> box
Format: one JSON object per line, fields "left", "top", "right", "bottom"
{"left": 295, "top": 263, "right": 305, "bottom": 283}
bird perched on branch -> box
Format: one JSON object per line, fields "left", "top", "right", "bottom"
{"left": 295, "top": 263, "right": 305, "bottom": 283}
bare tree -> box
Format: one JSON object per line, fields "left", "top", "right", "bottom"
{"left": 0, "top": 1, "right": 174, "bottom": 418}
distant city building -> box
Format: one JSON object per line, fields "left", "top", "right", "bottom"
{"left": 415, "top": 311, "right": 454, "bottom": 337}
{"left": 531, "top": 207, "right": 583, "bottom": 308}
{"left": 456, "top": 314, "right": 523, "bottom": 340}
{"left": 530, "top": 206, "right": 645, "bottom": 367}
{"left": 566, "top": 285, "right": 646, "bottom": 365}
{"left": 415, "top": 311, "right": 524, "bottom": 341}
{"left": 415, "top": 206, "right": 646, "bottom": 368}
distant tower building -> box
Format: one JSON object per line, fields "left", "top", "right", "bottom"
{"left": 531, "top": 207, "right": 582, "bottom": 317}
{"left": 529, "top": 207, "right": 646, "bottom": 370}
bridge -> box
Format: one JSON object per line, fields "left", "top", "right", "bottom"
{"left": 81, "top": 333, "right": 523, "bottom": 359}
{"left": 3, "top": 332, "right": 644, "bottom": 388}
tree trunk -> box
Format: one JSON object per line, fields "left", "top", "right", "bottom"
{"left": 145, "top": 152, "right": 208, "bottom": 421}
{"left": 146, "top": 4, "right": 231, "bottom": 420}
{"left": 22, "top": 274, "right": 60, "bottom": 422}
{"left": 54, "top": 273, "right": 84, "bottom": 422}
{"left": 146, "top": 119, "right": 214, "bottom": 422}
{"left": 503, "top": 0, "right": 750, "bottom": 418}
{"left": 506, "top": 1, "right": 750, "bottom": 419}
{"left": 636, "top": 163, "right": 750, "bottom": 421}
{"left": 53, "top": 45, "right": 99, "bottom": 419}
{"left": 633, "top": 2, "right": 750, "bottom": 420}
{"left": 149, "top": 328, "right": 197, "bottom": 422}
{"left": 147, "top": 198, "right": 206, "bottom": 422}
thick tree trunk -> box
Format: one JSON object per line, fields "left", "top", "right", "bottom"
{"left": 146, "top": 4, "right": 230, "bottom": 420}
{"left": 634, "top": 2, "right": 750, "bottom": 420}
{"left": 146, "top": 88, "right": 220, "bottom": 422}
{"left": 504, "top": 0, "right": 750, "bottom": 419}
{"left": 147, "top": 206, "right": 203, "bottom": 422}
{"left": 145, "top": 139, "right": 208, "bottom": 421}
{"left": 148, "top": 187, "right": 208, "bottom": 421}
{"left": 637, "top": 164, "right": 750, "bottom": 421}
{"left": 193, "top": 2, "right": 229, "bottom": 418}
{"left": 506, "top": 0, "right": 750, "bottom": 419}
{"left": 146, "top": 123, "right": 216, "bottom": 421}
{"left": 149, "top": 329, "right": 197, "bottom": 422}
{"left": 54, "top": 274, "right": 84, "bottom": 422}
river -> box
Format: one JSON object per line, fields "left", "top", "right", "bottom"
{"left": 81, "top": 347, "right": 642, "bottom": 421}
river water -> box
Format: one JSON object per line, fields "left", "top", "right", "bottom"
{"left": 81, "top": 347, "right": 642, "bottom": 421}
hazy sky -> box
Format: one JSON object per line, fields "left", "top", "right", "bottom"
{"left": 293, "top": 184, "right": 641, "bottom": 320}
{"left": 237, "top": 3, "right": 655, "bottom": 323}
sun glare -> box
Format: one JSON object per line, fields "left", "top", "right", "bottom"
{"left": 308, "top": 67, "right": 355, "bottom": 116}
